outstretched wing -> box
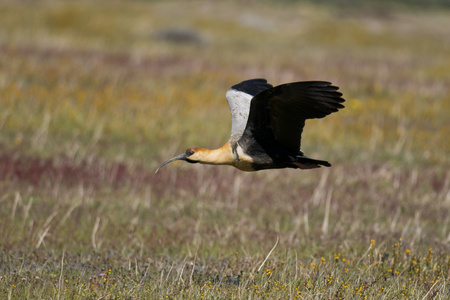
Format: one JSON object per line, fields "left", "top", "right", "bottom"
{"left": 225, "top": 79, "right": 273, "bottom": 142}
{"left": 239, "top": 81, "right": 345, "bottom": 153}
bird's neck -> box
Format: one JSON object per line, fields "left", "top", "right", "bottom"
{"left": 197, "top": 143, "right": 235, "bottom": 166}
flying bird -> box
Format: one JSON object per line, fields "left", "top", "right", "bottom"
{"left": 155, "top": 79, "right": 345, "bottom": 173}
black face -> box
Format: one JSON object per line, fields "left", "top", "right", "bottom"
{"left": 185, "top": 149, "right": 198, "bottom": 164}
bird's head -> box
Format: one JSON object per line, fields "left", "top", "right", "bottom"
{"left": 155, "top": 147, "right": 203, "bottom": 173}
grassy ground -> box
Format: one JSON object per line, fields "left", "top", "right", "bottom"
{"left": 1, "top": 0, "right": 449, "bottom": 298}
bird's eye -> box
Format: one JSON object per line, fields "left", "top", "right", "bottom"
{"left": 186, "top": 149, "right": 195, "bottom": 156}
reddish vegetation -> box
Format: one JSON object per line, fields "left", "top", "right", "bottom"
{"left": 0, "top": 152, "right": 243, "bottom": 195}
{"left": 0, "top": 151, "right": 446, "bottom": 200}
{"left": 0, "top": 152, "right": 137, "bottom": 188}
{"left": 1, "top": 44, "right": 214, "bottom": 77}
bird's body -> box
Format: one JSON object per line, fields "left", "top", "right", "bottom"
{"left": 156, "top": 79, "right": 345, "bottom": 173}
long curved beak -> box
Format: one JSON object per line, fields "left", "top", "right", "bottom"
{"left": 155, "top": 153, "right": 189, "bottom": 173}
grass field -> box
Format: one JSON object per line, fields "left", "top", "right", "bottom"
{"left": 1, "top": 0, "right": 449, "bottom": 298}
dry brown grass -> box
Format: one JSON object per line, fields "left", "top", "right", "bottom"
{"left": 0, "top": 0, "right": 449, "bottom": 298}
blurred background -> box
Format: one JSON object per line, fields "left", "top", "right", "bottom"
{"left": 0, "top": 0, "right": 449, "bottom": 297}
{"left": 1, "top": 0, "right": 448, "bottom": 164}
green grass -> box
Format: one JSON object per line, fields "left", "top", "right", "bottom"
{"left": 1, "top": 0, "right": 449, "bottom": 298}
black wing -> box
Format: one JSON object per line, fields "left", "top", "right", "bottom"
{"left": 230, "top": 78, "right": 273, "bottom": 96}
{"left": 238, "top": 81, "right": 345, "bottom": 153}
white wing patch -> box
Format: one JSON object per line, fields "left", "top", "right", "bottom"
{"left": 225, "top": 89, "right": 253, "bottom": 142}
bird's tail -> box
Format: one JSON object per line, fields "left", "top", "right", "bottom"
{"left": 292, "top": 156, "right": 331, "bottom": 169}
